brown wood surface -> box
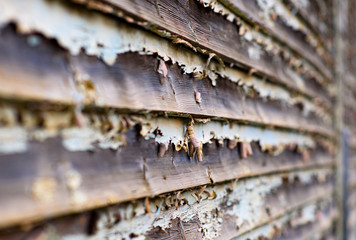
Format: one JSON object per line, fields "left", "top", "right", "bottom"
{"left": 218, "top": 181, "right": 334, "bottom": 239}
{"left": 0, "top": 169, "right": 333, "bottom": 238}
{"left": 68, "top": 0, "right": 332, "bottom": 107}
{"left": 147, "top": 218, "right": 203, "bottom": 240}
{"left": 230, "top": 201, "right": 335, "bottom": 240}
{"left": 282, "top": 0, "right": 334, "bottom": 53}
{"left": 0, "top": 201, "right": 335, "bottom": 240}
{"left": 0, "top": 121, "right": 333, "bottom": 228}
{"left": 0, "top": 0, "right": 338, "bottom": 237}
{"left": 0, "top": 25, "right": 333, "bottom": 136}
{"left": 220, "top": 0, "right": 332, "bottom": 79}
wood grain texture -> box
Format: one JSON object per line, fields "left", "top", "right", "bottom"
{"left": 218, "top": 183, "right": 334, "bottom": 239}
{"left": 0, "top": 26, "right": 333, "bottom": 136}
{"left": 235, "top": 200, "right": 336, "bottom": 240}
{"left": 282, "top": 0, "right": 334, "bottom": 53}
{"left": 0, "top": 123, "right": 333, "bottom": 228}
{"left": 0, "top": 200, "right": 335, "bottom": 240}
{"left": 68, "top": 0, "right": 332, "bottom": 107}
{"left": 0, "top": 169, "right": 334, "bottom": 238}
{"left": 219, "top": 0, "right": 332, "bottom": 79}
{"left": 147, "top": 218, "right": 203, "bottom": 240}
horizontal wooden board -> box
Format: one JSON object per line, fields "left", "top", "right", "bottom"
{"left": 219, "top": 0, "right": 332, "bottom": 79}
{"left": 0, "top": 120, "right": 334, "bottom": 228}
{"left": 0, "top": 170, "right": 334, "bottom": 239}
{"left": 0, "top": 200, "right": 335, "bottom": 240}
{"left": 0, "top": 25, "right": 333, "bottom": 136}
{"left": 282, "top": 0, "right": 334, "bottom": 52}
{"left": 67, "top": 0, "right": 332, "bottom": 106}
{"left": 218, "top": 186, "right": 334, "bottom": 239}
{"left": 234, "top": 201, "right": 335, "bottom": 240}
{"left": 0, "top": 0, "right": 339, "bottom": 238}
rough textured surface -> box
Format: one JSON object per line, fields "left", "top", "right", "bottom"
{"left": 0, "top": 26, "right": 331, "bottom": 135}
{"left": 0, "top": 0, "right": 345, "bottom": 239}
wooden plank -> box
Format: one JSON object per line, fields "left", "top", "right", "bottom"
{"left": 219, "top": 0, "right": 332, "bottom": 80}
{"left": 282, "top": 0, "right": 334, "bottom": 53}
{"left": 66, "top": 0, "right": 332, "bottom": 107}
{"left": 0, "top": 25, "right": 333, "bottom": 136}
{"left": 235, "top": 200, "right": 336, "bottom": 240}
{"left": 0, "top": 0, "right": 337, "bottom": 237}
{"left": 0, "top": 120, "right": 334, "bottom": 228}
{"left": 218, "top": 183, "right": 334, "bottom": 239}
{"left": 0, "top": 27, "right": 75, "bottom": 103}
{"left": 0, "top": 171, "right": 334, "bottom": 238}
{"left": 147, "top": 218, "right": 203, "bottom": 240}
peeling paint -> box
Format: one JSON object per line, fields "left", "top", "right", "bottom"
{"left": 0, "top": 104, "right": 320, "bottom": 154}
{"left": 0, "top": 0, "right": 338, "bottom": 237}
{"left": 145, "top": 117, "right": 316, "bottom": 152}
{"left": 200, "top": 0, "right": 331, "bottom": 90}
{"left": 233, "top": 200, "right": 335, "bottom": 240}
{"left": 61, "top": 126, "right": 125, "bottom": 151}
{"left": 0, "top": 0, "right": 330, "bottom": 121}
{"left": 59, "top": 169, "right": 332, "bottom": 240}
{"left": 256, "top": 0, "right": 320, "bottom": 49}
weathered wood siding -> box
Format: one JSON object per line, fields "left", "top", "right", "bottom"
{"left": 0, "top": 0, "right": 341, "bottom": 239}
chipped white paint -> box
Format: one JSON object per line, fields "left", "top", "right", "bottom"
{"left": 61, "top": 126, "right": 125, "bottom": 151}
{"left": 145, "top": 117, "right": 315, "bottom": 152}
{"left": 0, "top": 106, "right": 317, "bottom": 153}
{"left": 201, "top": 0, "right": 331, "bottom": 91}
{"left": 233, "top": 200, "right": 335, "bottom": 240}
{"left": 256, "top": 0, "right": 318, "bottom": 46}
{"left": 60, "top": 169, "right": 332, "bottom": 240}
{"left": 223, "top": 67, "right": 331, "bottom": 123}
{"left": 226, "top": 169, "right": 331, "bottom": 232}
{"left": 200, "top": 0, "right": 236, "bottom": 22}
{"left": 288, "top": 0, "right": 329, "bottom": 36}
{"left": 255, "top": 0, "right": 329, "bottom": 69}
{"left": 0, "top": 0, "right": 330, "bottom": 121}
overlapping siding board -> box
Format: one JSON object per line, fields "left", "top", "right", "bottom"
{"left": 0, "top": 0, "right": 342, "bottom": 239}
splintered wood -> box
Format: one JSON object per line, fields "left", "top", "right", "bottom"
{"left": 0, "top": 0, "right": 341, "bottom": 239}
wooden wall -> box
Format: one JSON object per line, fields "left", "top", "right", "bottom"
{"left": 0, "top": 0, "right": 340, "bottom": 239}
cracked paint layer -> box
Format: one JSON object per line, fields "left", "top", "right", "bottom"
{"left": 0, "top": 0, "right": 331, "bottom": 122}
{"left": 0, "top": 104, "right": 319, "bottom": 154}
{"left": 56, "top": 169, "right": 332, "bottom": 240}
{"left": 200, "top": 0, "right": 332, "bottom": 89}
